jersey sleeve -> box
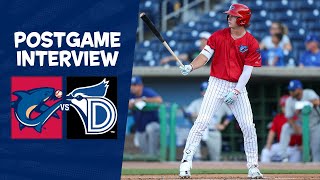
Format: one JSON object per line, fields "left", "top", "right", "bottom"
{"left": 305, "top": 89, "right": 319, "bottom": 100}
{"left": 144, "top": 88, "right": 160, "bottom": 98}
{"left": 245, "top": 39, "right": 262, "bottom": 67}
{"left": 270, "top": 119, "right": 276, "bottom": 132}
{"left": 285, "top": 98, "right": 295, "bottom": 119}
{"left": 206, "top": 32, "right": 216, "bottom": 50}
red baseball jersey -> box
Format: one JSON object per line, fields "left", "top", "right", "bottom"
{"left": 270, "top": 113, "right": 302, "bottom": 146}
{"left": 207, "top": 28, "right": 261, "bottom": 82}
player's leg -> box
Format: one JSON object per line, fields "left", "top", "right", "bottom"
{"left": 180, "top": 77, "right": 225, "bottom": 177}
{"left": 287, "top": 146, "right": 302, "bottom": 162}
{"left": 278, "top": 123, "right": 294, "bottom": 160}
{"left": 228, "top": 90, "right": 263, "bottom": 178}
{"left": 270, "top": 143, "right": 283, "bottom": 162}
{"left": 146, "top": 121, "right": 160, "bottom": 156}
{"left": 261, "top": 147, "right": 271, "bottom": 163}
{"left": 207, "top": 131, "right": 221, "bottom": 161}
{"left": 182, "top": 79, "right": 224, "bottom": 160}
{"left": 310, "top": 124, "right": 320, "bottom": 162}
{"left": 261, "top": 143, "right": 280, "bottom": 162}
{"left": 135, "top": 131, "right": 148, "bottom": 154}
{"left": 194, "top": 145, "right": 202, "bottom": 161}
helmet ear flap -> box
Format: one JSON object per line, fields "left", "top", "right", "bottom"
{"left": 237, "top": 18, "right": 245, "bottom": 26}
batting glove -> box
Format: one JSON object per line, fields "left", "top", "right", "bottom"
{"left": 224, "top": 89, "right": 240, "bottom": 105}
{"left": 179, "top": 64, "right": 193, "bottom": 76}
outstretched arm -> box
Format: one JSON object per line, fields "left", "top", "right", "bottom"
{"left": 189, "top": 54, "right": 209, "bottom": 71}
{"left": 179, "top": 45, "right": 213, "bottom": 75}
{"left": 265, "top": 130, "right": 276, "bottom": 149}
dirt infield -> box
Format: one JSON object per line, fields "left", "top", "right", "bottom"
{"left": 122, "top": 174, "right": 320, "bottom": 179}
{"left": 122, "top": 161, "right": 320, "bottom": 170}
{"left": 121, "top": 162, "right": 320, "bottom": 180}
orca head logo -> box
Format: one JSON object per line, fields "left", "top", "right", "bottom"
{"left": 66, "top": 79, "right": 117, "bottom": 135}
{"left": 11, "top": 87, "right": 62, "bottom": 133}
{"left": 239, "top": 45, "right": 248, "bottom": 53}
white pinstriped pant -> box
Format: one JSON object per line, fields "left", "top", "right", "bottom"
{"left": 182, "top": 76, "right": 258, "bottom": 169}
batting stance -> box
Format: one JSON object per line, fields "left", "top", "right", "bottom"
{"left": 179, "top": 3, "right": 263, "bottom": 179}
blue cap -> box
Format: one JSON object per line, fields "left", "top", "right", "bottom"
{"left": 288, "top": 80, "right": 303, "bottom": 91}
{"left": 305, "top": 34, "right": 319, "bottom": 43}
{"left": 200, "top": 82, "right": 208, "bottom": 92}
{"left": 131, "top": 76, "right": 143, "bottom": 85}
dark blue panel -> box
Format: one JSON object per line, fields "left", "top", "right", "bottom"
{"left": 0, "top": 0, "right": 138, "bottom": 179}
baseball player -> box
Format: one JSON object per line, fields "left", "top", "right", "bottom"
{"left": 278, "top": 80, "right": 320, "bottom": 162}
{"left": 261, "top": 95, "right": 302, "bottom": 163}
{"left": 129, "top": 76, "right": 163, "bottom": 156}
{"left": 178, "top": 3, "right": 263, "bottom": 179}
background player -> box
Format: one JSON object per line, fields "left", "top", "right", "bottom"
{"left": 178, "top": 3, "right": 263, "bottom": 179}
{"left": 129, "top": 76, "right": 163, "bottom": 156}
{"left": 278, "top": 80, "right": 320, "bottom": 162}
{"left": 261, "top": 95, "right": 302, "bottom": 163}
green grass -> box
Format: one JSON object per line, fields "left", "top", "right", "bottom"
{"left": 122, "top": 169, "right": 320, "bottom": 175}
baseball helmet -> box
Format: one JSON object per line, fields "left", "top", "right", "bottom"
{"left": 224, "top": 3, "right": 251, "bottom": 26}
{"left": 279, "top": 95, "right": 289, "bottom": 107}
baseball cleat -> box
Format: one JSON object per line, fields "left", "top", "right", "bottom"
{"left": 248, "top": 166, "right": 263, "bottom": 179}
{"left": 179, "top": 160, "right": 192, "bottom": 178}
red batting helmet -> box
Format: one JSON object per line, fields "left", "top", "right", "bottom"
{"left": 224, "top": 3, "right": 251, "bottom": 26}
{"left": 279, "top": 95, "right": 289, "bottom": 107}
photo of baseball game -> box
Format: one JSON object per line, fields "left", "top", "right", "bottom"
{"left": 122, "top": 0, "right": 320, "bottom": 179}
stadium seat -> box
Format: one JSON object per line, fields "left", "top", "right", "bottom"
{"left": 134, "top": 0, "right": 320, "bottom": 67}
{"left": 300, "top": 11, "right": 319, "bottom": 21}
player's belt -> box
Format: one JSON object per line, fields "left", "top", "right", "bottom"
{"left": 208, "top": 128, "right": 217, "bottom": 132}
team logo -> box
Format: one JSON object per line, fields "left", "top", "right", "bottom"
{"left": 11, "top": 77, "right": 63, "bottom": 139}
{"left": 239, "top": 45, "right": 248, "bottom": 53}
{"left": 229, "top": 5, "right": 235, "bottom": 10}
{"left": 66, "top": 77, "right": 117, "bottom": 139}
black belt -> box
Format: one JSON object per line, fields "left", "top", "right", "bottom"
{"left": 208, "top": 129, "right": 218, "bottom": 132}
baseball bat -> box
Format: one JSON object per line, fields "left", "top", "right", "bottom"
{"left": 139, "top": 12, "right": 184, "bottom": 67}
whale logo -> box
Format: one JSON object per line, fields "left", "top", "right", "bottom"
{"left": 66, "top": 79, "right": 117, "bottom": 135}
{"left": 11, "top": 87, "right": 62, "bottom": 133}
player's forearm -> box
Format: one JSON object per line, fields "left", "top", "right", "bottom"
{"left": 234, "top": 65, "right": 253, "bottom": 92}
{"left": 287, "top": 118, "right": 295, "bottom": 126}
{"left": 143, "top": 96, "right": 163, "bottom": 104}
{"left": 287, "top": 118, "right": 301, "bottom": 134}
{"left": 266, "top": 131, "right": 275, "bottom": 149}
{"left": 190, "top": 54, "right": 208, "bottom": 71}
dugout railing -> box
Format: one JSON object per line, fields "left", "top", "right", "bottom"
{"left": 124, "top": 103, "right": 178, "bottom": 161}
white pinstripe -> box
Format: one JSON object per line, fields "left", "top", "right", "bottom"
{"left": 182, "top": 76, "right": 258, "bottom": 169}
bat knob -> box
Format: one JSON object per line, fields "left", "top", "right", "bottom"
{"left": 139, "top": 12, "right": 145, "bottom": 18}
